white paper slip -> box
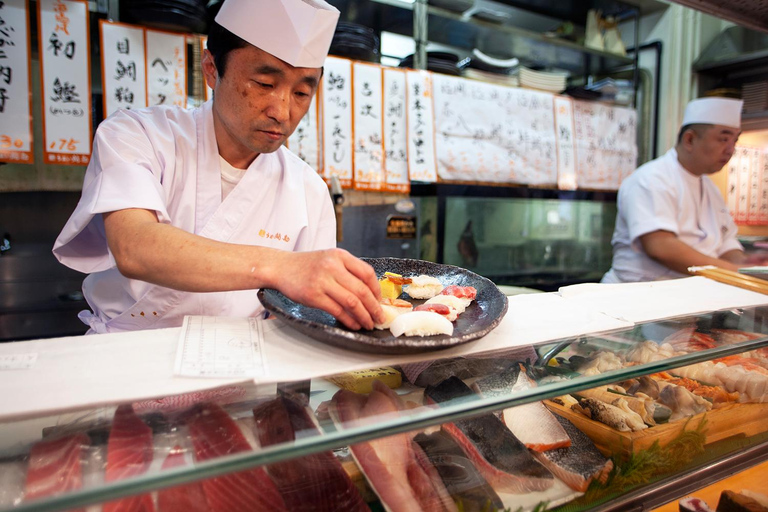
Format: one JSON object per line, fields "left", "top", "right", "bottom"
{"left": 174, "top": 316, "right": 266, "bottom": 379}
{"left": 0, "top": 353, "right": 37, "bottom": 370}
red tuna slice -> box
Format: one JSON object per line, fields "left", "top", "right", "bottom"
{"left": 414, "top": 303, "right": 457, "bottom": 321}
{"left": 333, "top": 380, "right": 453, "bottom": 512}
{"left": 189, "top": 403, "right": 287, "bottom": 512}
{"left": 157, "top": 446, "right": 211, "bottom": 512}
{"left": 252, "top": 395, "right": 369, "bottom": 512}
{"left": 440, "top": 285, "right": 477, "bottom": 300}
{"left": 104, "top": 405, "right": 156, "bottom": 512}
{"left": 24, "top": 433, "right": 90, "bottom": 509}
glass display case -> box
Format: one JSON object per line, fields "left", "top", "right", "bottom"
{"left": 2, "top": 304, "right": 768, "bottom": 512}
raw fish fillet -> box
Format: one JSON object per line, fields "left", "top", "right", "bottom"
{"left": 424, "top": 377, "right": 554, "bottom": 493}
{"left": 104, "top": 405, "right": 156, "bottom": 512}
{"left": 252, "top": 395, "right": 369, "bottom": 512}
{"left": 188, "top": 403, "right": 287, "bottom": 512}
{"left": 24, "top": 433, "right": 90, "bottom": 508}
{"left": 533, "top": 415, "right": 613, "bottom": 492}
{"left": 414, "top": 431, "right": 502, "bottom": 512}
{"left": 332, "top": 380, "right": 453, "bottom": 512}
{"left": 157, "top": 446, "right": 211, "bottom": 512}
{"left": 473, "top": 369, "right": 571, "bottom": 452}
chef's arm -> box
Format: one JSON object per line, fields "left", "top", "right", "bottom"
{"left": 103, "top": 208, "right": 384, "bottom": 330}
{"left": 639, "top": 230, "right": 743, "bottom": 273}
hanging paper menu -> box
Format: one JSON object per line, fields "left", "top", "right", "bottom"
{"left": 39, "top": 0, "right": 91, "bottom": 166}
{"left": 352, "top": 62, "right": 384, "bottom": 191}
{"left": 0, "top": 0, "right": 34, "bottom": 164}
{"left": 321, "top": 56, "right": 353, "bottom": 187}
{"left": 100, "top": 20, "right": 147, "bottom": 117}
{"left": 432, "top": 74, "right": 557, "bottom": 185}
{"left": 382, "top": 68, "right": 409, "bottom": 193}
{"left": 554, "top": 96, "right": 576, "bottom": 190}
{"left": 572, "top": 100, "right": 637, "bottom": 190}
{"left": 287, "top": 94, "right": 320, "bottom": 172}
{"left": 146, "top": 29, "right": 186, "bottom": 108}
{"left": 406, "top": 70, "right": 437, "bottom": 183}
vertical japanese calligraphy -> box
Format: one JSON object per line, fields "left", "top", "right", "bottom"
{"left": 352, "top": 62, "right": 383, "bottom": 191}
{"left": 0, "top": 0, "right": 33, "bottom": 163}
{"left": 200, "top": 35, "right": 211, "bottom": 102}
{"left": 287, "top": 93, "right": 320, "bottom": 172}
{"left": 146, "top": 29, "right": 186, "bottom": 108}
{"left": 572, "top": 99, "right": 637, "bottom": 190}
{"left": 406, "top": 70, "right": 437, "bottom": 183}
{"left": 723, "top": 146, "right": 768, "bottom": 226}
{"left": 382, "top": 68, "right": 409, "bottom": 193}
{"left": 554, "top": 96, "right": 576, "bottom": 190}
{"left": 100, "top": 20, "right": 146, "bottom": 118}
{"left": 321, "top": 56, "right": 353, "bottom": 187}
{"left": 432, "top": 74, "right": 556, "bottom": 185}
{"left": 38, "top": 0, "right": 91, "bottom": 165}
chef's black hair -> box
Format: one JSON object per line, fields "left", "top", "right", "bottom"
{"left": 677, "top": 124, "right": 709, "bottom": 145}
{"left": 206, "top": 21, "right": 249, "bottom": 79}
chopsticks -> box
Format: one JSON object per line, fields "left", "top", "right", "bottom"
{"left": 688, "top": 265, "right": 768, "bottom": 295}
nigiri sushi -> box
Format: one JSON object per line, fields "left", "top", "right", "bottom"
{"left": 390, "top": 311, "right": 454, "bottom": 337}
{"left": 404, "top": 275, "right": 444, "bottom": 299}
{"left": 425, "top": 294, "right": 467, "bottom": 315}
{"left": 374, "top": 298, "right": 413, "bottom": 330}
{"left": 414, "top": 303, "right": 458, "bottom": 322}
{"left": 440, "top": 285, "right": 477, "bottom": 308}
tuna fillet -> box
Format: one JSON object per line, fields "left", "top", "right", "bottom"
{"left": 425, "top": 377, "right": 554, "bottom": 494}
{"left": 104, "top": 405, "right": 156, "bottom": 512}
{"left": 24, "top": 433, "right": 90, "bottom": 509}
{"left": 157, "top": 446, "right": 211, "bottom": 512}
{"left": 188, "top": 403, "right": 287, "bottom": 512}
{"left": 252, "top": 395, "right": 369, "bottom": 511}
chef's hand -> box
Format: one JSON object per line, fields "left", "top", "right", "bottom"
{"left": 271, "top": 249, "right": 385, "bottom": 331}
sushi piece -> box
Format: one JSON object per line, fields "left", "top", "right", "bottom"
{"left": 439, "top": 286, "right": 477, "bottom": 308}
{"left": 103, "top": 405, "right": 156, "bottom": 512}
{"left": 533, "top": 415, "right": 613, "bottom": 492}
{"left": 379, "top": 272, "right": 411, "bottom": 300}
{"left": 425, "top": 294, "right": 467, "bottom": 315}
{"left": 679, "top": 497, "right": 714, "bottom": 512}
{"left": 424, "top": 377, "right": 554, "bottom": 494}
{"left": 188, "top": 403, "right": 287, "bottom": 512}
{"left": 414, "top": 303, "right": 458, "bottom": 322}
{"left": 374, "top": 298, "right": 413, "bottom": 330}
{"left": 413, "top": 431, "right": 502, "bottom": 512}
{"left": 23, "top": 433, "right": 90, "bottom": 507}
{"left": 405, "top": 275, "right": 444, "bottom": 299}
{"left": 717, "top": 490, "right": 768, "bottom": 512}
{"left": 157, "top": 446, "right": 211, "bottom": 512}
{"left": 390, "top": 311, "right": 453, "bottom": 338}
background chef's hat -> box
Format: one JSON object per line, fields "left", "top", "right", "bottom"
{"left": 215, "top": 0, "right": 339, "bottom": 68}
{"left": 682, "top": 97, "right": 743, "bottom": 129}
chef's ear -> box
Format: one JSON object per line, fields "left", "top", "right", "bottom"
{"left": 201, "top": 49, "right": 218, "bottom": 90}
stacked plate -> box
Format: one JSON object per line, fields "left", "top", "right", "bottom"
{"left": 123, "top": 0, "right": 208, "bottom": 34}
{"left": 519, "top": 66, "right": 568, "bottom": 93}
{"left": 329, "top": 22, "right": 380, "bottom": 63}
{"left": 742, "top": 81, "right": 768, "bottom": 113}
{"left": 399, "top": 52, "right": 467, "bottom": 76}
{"left": 464, "top": 68, "right": 519, "bottom": 87}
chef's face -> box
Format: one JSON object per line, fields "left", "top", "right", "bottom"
{"left": 688, "top": 124, "right": 740, "bottom": 175}
{"left": 203, "top": 45, "right": 321, "bottom": 164}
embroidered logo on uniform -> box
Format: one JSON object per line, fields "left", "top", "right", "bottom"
{"left": 258, "top": 229, "right": 290, "bottom": 242}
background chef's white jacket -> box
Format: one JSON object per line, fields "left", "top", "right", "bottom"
{"left": 602, "top": 148, "right": 742, "bottom": 283}
{"left": 53, "top": 102, "right": 336, "bottom": 332}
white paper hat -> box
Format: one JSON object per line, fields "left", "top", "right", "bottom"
{"left": 682, "top": 97, "right": 743, "bottom": 129}
{"left": 215, "top": 0, "right": 340, "bottom": 68}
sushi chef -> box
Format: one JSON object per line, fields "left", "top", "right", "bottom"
{"left": 602, "top": 97, "right": 759, "bottom": 283}
{"left": 53, "top": 0, "right": 385, "bottom": 333}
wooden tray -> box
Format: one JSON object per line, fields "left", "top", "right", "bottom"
{"left": 544, "top": 400, "right": 768, "bottom": 457}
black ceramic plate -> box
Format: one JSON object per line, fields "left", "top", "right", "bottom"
{"left": 257, "top": 258, "right": 508, "bottom": 354}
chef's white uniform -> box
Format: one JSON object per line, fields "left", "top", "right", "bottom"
{"left": 602, "top": 148, "right": 742, "bottom": 283}
{"left": 53, "top": 102, "right": 336, "bottom": 333}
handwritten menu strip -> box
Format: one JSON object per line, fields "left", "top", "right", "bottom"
{"left": 353, "top": 62, "right": 384, "bottom": 191}
{"left": 146, "top": 29, "right": 186, "bottom": 108}
{"left": 39, "top": 0, "right": 91, "bottom": 166}
{"left": 406, "top": 70, "right": 437, "bottom": 183}
{"left": 737, "top": 146, "right": 751, "bottom": 224}
{"left": 726, "top": 146, "right": 768, "bottom": 226}
{"left": 749, "top": 147, "right": 761, "bottom": 225}
{"left": 432, "top": 74, "right": 557, "bottom": 185}
{"left": 0, "top": 0, "right": 34, "bottom": 164}
{"left": 554, "top": 96, "right": 576, "bottom": 190}
{"left": 572, "top": 99, "right": 637, "bottom": 190}
{"left": 761, "top": 153, "right": 768, "bottom": 224}
{"left": 322, "top": 56, "right": 353, "bottom": 187}
{"left": 288, "top": 94, "right": 321, "bottom": 171}
{"left": 100, "top": 20, "right": 147, "bottom": 118}
{"left": 382, "top": 68, "right": 409, "bottom": 193}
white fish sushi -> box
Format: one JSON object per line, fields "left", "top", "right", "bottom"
{"left": 374, "top": 298, "right": 413, "bottom": 330}
{"left": 404, "top": 275, "right": 444, "bottom": 299}
{"left": 390, "top": 311, "right": 453, "bottom": 338}
{"left": 424, "top": 294, "right": 466, "bottom": 315}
